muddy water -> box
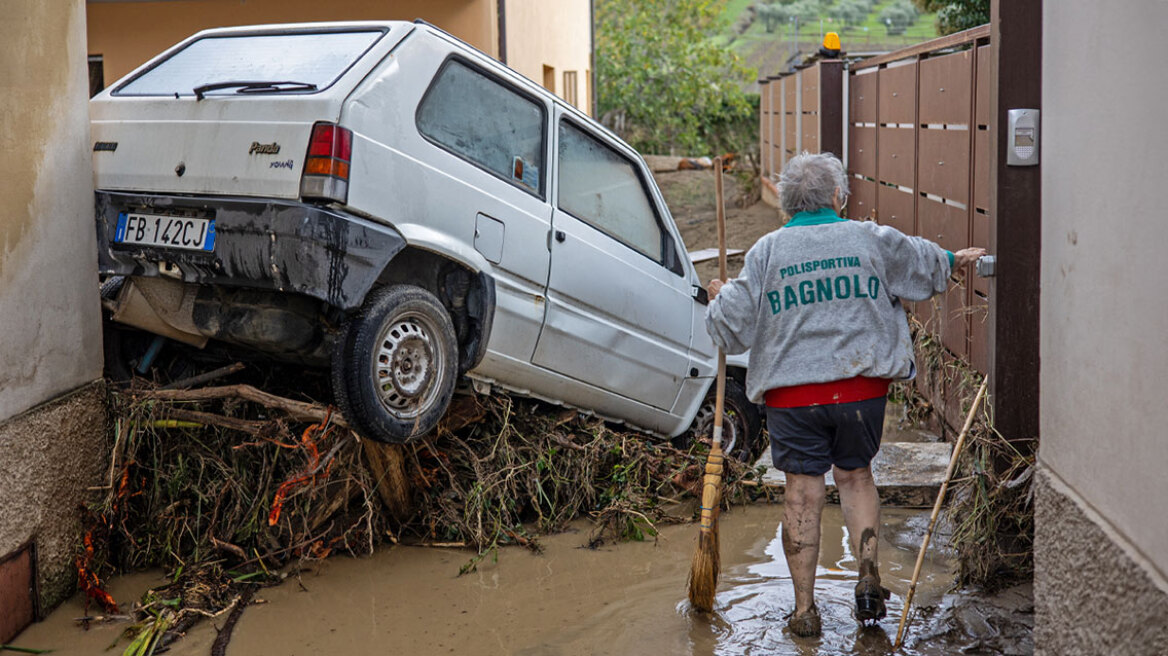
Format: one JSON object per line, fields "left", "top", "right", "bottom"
{"left": 16, "top": 503, "right": 961, "bottom": 656}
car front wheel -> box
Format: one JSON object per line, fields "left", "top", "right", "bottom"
{"left": 677, "top": 377, "right": 763, "bottom": 462}
{"left": 332, "top": 284, "right": 458, "bottom": 444}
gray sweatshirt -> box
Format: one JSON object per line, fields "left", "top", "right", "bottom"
{"left": 705, "top": 208, "right": 952, "bottom": 404}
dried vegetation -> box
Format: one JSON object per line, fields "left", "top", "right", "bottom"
{"left": 78, "top": 368, "right": 760, "bottom": 654}
{"left": 897, "top": 311, "right": 1036, "bottom": 591}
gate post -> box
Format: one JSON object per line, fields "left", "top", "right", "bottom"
{"left": 988, "top": 0, "right": 1042, "bottom": 445}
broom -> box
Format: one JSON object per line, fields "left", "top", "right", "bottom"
{"left": 687, "top": 156, "right": 728, "bottom": 613}
{"left": 894, "top": 376, "right": 989, "bottom": 648}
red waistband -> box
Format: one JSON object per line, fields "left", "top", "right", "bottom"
{"left": 764, "top": 376, "right": 891, "bottom": 408}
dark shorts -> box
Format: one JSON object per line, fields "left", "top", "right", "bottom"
{"left": 766, "top": 396, "right": 887, "bottom": 476}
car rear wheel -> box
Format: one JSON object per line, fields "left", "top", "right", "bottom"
{"left": 677, "top": 377, "right": 763, "bottom": 462}
{"left": 332, "top": 284, "right": 458, "bottom": 444}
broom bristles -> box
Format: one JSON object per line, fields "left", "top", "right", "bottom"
{"left": 688, "top": 527, "right": 721, "bottom": 612}
{"left": 687, "top": 444, "right": 725, "bottom": 612}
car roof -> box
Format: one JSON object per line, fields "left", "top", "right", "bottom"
{"left": 185, "top": 20, "right": 408, "bottom": 39}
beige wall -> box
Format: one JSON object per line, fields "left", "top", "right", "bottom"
{"left": 1040, "top": 0, "right": 1168, "bottom": 582}
{"left": 87, "top": 0, "right": 499, "bottom": 87}
{"left": 1, "top": 0, "right": 103, "bottom": 420}
{"left": 0, "top": 0, "right": 107, "bottom": 617}
{"left": 504, "top": 0, "right": 592, "bottom": 114}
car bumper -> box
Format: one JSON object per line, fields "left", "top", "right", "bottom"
{"left": 95, "top": 191, "right": 406, "bottom": 310}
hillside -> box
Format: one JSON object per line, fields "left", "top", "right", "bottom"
{"left": 718, "top": 0, "right": 941, "bottom": 83}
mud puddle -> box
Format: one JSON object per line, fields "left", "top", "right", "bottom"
{"left": 14, "top": 502, "right": 1000, "bottom": 655}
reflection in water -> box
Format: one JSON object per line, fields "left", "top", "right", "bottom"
{"left": 16, "top": 505, "right": 957, "bottom": 656}
{"left": 681, "top": 506, "right": 952, "bottom": 656}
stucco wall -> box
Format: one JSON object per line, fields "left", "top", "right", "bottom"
{"left": 1, "top": 1, "right": 104, "bottom": 420}
{"left": 86, "top": 0, "right": 499, "bottom": 87}
{"left": 0, "top": 384, "right": 108, "bottom": 611}
{"left": 1, "top": 0, "right": 108, "bottom": 617}
{"left": 1040, "top": 0, "right": 1168, "bottom": 581}
{"left": 1034, "top": 469, "right": 1168, "bottom": 655}
{"left": 504, "top": 0, "right": 593, "bottom": 113}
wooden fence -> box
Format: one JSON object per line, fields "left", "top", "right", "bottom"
{"left": 759, "top": 61, "right": 844, "bottom": 189}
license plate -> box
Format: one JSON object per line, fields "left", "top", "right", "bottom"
{"left": 114, "top": 212, "right": 216, "bottom": 252}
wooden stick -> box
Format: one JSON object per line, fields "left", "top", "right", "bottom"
{"left": 160, "top": 407, "right": 270, "bottom": 435}
{"left": 894, "top": 377, "right": 989, "bottom": 648}
{"left": 159, "top": 362, "right": 245, "bottom": 390}
{"left": 136, "top": 384, "right": 349, "bottom": 428}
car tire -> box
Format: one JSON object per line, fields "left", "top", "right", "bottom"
{"left": 677, "top": 377, "right": 763, "bottom": 462}
{"left": 332, "top": 284, "right": 458, "bottom": 444}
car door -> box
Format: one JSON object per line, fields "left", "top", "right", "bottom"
{"left": 531, "top": 110, "right": 692, "bottom": 411}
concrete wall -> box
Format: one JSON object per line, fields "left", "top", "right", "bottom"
{"left": 504, "top": 0, "right": 593, "bottom": 114}
{"left": 1038, "top": 0, "right": 1168, "bottom": 651}
{"left": 0, "top": 0, "right": 108, "bottom": 626}
{"left": 86, "top": 0, "right": 500, "bottom": 89}
{"left": 2, "top": 0, "right": 104, "bottom": 418}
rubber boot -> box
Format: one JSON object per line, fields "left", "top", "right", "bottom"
{"left": 785, "top": 603, "right": 822, "bottom": 637}
{"left": 855, "top": 574, "right": 891, "bottom": 623}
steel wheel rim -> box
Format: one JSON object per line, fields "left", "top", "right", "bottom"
{"left": 692, "top": 399, "right": 741, "bottom": 456}
{"left": 372, "top": 310, "right": 446, "bottom": 420}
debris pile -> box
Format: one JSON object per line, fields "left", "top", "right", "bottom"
{"left": 896, "top": 314, "right": 1036, "bottom": 590}
{"left": 79, "top": 370, "right": 758, "bottom": 652}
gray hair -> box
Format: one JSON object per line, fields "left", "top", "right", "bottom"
{"left": 778, "top": 152, "right": 849, "bottom": 217}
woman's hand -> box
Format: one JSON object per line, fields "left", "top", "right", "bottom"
{"left": 953, "top": 247, "right": 988, "bottom": 268}
{"left": 707, "top": 279, "right": 726, "bottom": 300}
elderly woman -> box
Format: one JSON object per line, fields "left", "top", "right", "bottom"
{"left": 706, "top": 152, "right": 984, "bottom": 638}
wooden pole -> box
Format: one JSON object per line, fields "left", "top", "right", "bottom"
{"left": 894, "top": 377, "right": 989, "bottom": 648}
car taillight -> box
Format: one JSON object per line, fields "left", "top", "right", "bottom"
{"left": 300, "top": 122, "right": 353, "bottom": 204}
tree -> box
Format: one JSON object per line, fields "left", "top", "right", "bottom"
{"left": 595, "top": 0, "right": 757, "bottom": 155}
{"left": 830, "top": 0, "right": 872, "bottom": 32}
{"left": 787, "top": 0, "right": 825, "bottom": 25}
{"left": 913, "top": 0, "right": 988, "bottom": 35}
{"left": 758, "top": 3, "right": 792, "bottom": 33}
{"left": 880, "top": 1, "right": 918, "bottom": 36}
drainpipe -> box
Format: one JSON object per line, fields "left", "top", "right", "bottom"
{"left": 497, "top": 0, "right": 507, "bottom": 65}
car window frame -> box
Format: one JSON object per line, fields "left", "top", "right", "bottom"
{"left": 555, "top": 116, "right": 684, "bottom": 276}
{"left": 110, "top": 25, "right": 391, "bottom": 97}
{"left": 414, "top": 55, "right": 550, "bottom": 201}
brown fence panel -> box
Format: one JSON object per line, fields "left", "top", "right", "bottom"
{"left": 801, "top": 64, "right": 820, "bottom": 112}
{"left": 877, "top": 127, "right": 915, "bottom": 189}
{"left": 850, "top": 126, "right": 877, "bottom": 179}
{"left": 919, "top": 50, "right": 973, "bottom": 124}
{"left": 878, "top": 63, "right": 917, "bottom": 123}
{"left": 844, "top": 24, "right": 993, "bottom": 423}
{"left": 877, "top": 184, "right": 914, "bottom": 236}
{"left": 850, "top": 177, "right": 878, "bottom": 221}
{"left": 918, "top": 129, "right": 970, "bottom": 203}
{"left": 759, "top": 79, "right": 770, "bottom": 178}
{"left": 850, "top": 69, "right": 878, "bottom": 124}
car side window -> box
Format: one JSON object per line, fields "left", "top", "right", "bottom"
{"left": 416, "top": 59, "right": 545, "bottom": 196}
{"left": 557, "top": 121, "right": 664, "bottom": 263}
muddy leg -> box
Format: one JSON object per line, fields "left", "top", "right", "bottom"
{"left": 782, "top": 472, "right": 826, "bottom": 615}
{"left": 834, "top": 465, "right": 880, "bottom": 575}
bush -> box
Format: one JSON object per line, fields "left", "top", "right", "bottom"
{"left": 596, "top": 0, "right": 757, "bottom": 155}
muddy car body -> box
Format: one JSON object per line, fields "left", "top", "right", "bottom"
{"left": 92, "top": 20, "right": 758, "bottom": 450}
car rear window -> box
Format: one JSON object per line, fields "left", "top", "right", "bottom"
{"left": 113, "top": 29, "right": 387, "bottom": 97}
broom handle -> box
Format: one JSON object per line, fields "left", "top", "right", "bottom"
{"left": 712, "top": 157, "right": 727, "bottom": 450}
{"left": 894, "top": 377, "right": 989, "bottom": 648}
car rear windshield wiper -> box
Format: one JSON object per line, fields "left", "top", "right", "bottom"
{"left": 193, "top": 80, "right": 319, "bottom": 100}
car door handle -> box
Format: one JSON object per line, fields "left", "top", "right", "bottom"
{"left": 554, "top": 230, "right": 566, "bottom": 243}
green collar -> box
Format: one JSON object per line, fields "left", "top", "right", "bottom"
{"left": 784, "top": 207, "right": 847, "bottom": 228}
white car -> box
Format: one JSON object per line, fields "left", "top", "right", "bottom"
{"left": 92, "top": 20, "right": 760, "bottom": 454}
